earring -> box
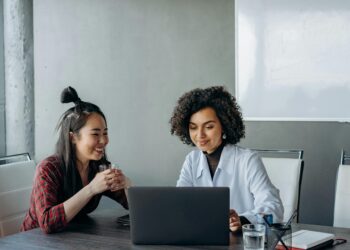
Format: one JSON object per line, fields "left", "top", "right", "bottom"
{"left": 222, "top": 134, "right": 227, "bottom": 140}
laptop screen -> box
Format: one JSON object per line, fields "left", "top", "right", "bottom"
{"left": 128, "top": 186, "right": 230, "bottom": 245}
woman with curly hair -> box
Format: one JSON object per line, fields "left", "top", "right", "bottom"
{"left": 170, "top": 86, "right": 283, "bottom": 232}
{"left": 21, "top": 86, "right": 131, "bottom": 233}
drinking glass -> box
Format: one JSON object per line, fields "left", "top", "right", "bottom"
{"left": 98, "top": 163, "right": 111, "bottom": 172}
{"left": 242, "top": 224, "right": 265, "bottom": 250}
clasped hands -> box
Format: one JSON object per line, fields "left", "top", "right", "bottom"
{"left": 90, "top": 168, "right": 131, "bottom": 195}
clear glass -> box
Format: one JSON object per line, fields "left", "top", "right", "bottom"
{"left": 242, "top": 224, "right": 265, "bottom": 250}
{"left": 110, "top": 163, "right": 120, "bottom": 169}
{"left": 98, "top": 164, "right": 111, "bottom": 172}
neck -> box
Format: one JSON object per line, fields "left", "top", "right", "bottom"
{"left": 76, "top": 158, "right": 89, "bottom": 173}
{"left": 205, "top": 142, "right": 224, "bottom": 155}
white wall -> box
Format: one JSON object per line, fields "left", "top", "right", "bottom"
{"left": 236, "top": 0, "right": 350, "bottom": 121}
{"left": 34, "top": 0, "right": 235, "bottom": 186}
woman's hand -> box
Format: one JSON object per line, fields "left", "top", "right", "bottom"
{"left": 109, "top": 169, "right": 131, "bottom": 192}
{"left": 229, "top": 209, "right": 242, "bottom": 232}
{"left": 88, "top": 169, "right": 116, "bottom": 195}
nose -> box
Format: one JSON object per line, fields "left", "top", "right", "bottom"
{"left": 99, "top": 135, "right": 109, "bottom": 145}
{"left": 198, "top": 128, "right": 205, "bottom": 138}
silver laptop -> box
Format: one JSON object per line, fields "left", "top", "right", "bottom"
{"left": 128, "top": 186, "right": 230, "bottom": 245}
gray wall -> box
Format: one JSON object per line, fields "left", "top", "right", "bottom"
{"left": 33, "top": 0, "right": 235, "bottom": 195}
{"left": 0, "top": 0, "right": 6, "bottom": 156}
{"left": 32, "top": 0, "right": 350, "bottom": 226}
{"left": 240, "top": 122, "right": 350, "bottom": 226}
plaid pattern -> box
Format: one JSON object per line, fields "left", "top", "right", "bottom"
{"left": 20, "top": 156, "right": 68, "bottom": 233}
{"left": 20, "top": 155, "right": 128, "bottom": 233}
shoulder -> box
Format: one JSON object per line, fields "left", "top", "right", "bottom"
{"left": 223, "top": 144, "right": 258, "bottom": 160}
{"left": 185, "top": 148, "right": 203, "bottom": 162}
{"left": 36, "top": 155, "right": 63, "bottom": 177}
{"left": 221, "top": 145, "right": 263, "bottom": 172}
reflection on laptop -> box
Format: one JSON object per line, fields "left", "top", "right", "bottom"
{"left": 128, "top": 186, "right": 230, "bottom": 245}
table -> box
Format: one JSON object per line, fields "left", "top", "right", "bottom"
{"left": 1, "top": 209, "right": 349, "bottom": 249}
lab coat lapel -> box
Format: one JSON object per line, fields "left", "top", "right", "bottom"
{"left": 196, "top": 151, "right": 214, "bottom": 187}
{"left": 213, "top": 145, "right": 235, "bottom": 185}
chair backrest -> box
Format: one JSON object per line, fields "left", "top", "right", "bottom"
{"left": 333, "top": 150, "right": 350, "bottom": 228}
{"left": 0, "top": 153, "right": 36, "bottom": 237}
{"left": 255, "top": 149, "right": 304, "bottom": 223}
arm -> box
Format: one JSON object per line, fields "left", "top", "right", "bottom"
{"left": 34, "top": 162, "right": 114, "bottom": 233}
{"left": 32, "top": 161, "right": 68, "bottom": 233}
{"left": 64, "top": 169, "right": 120, "bottom": 221}
{"left": 103, "top": 169, "right": 130, "bottom": 209}
{"left": 62, "top": 183, "right": 95, "bottom": 222}
{"left": 176, "top": 155, "right": 194, "bottom": 187}
{"left": 241, "top": 153, "right": 284, "bottom": 223}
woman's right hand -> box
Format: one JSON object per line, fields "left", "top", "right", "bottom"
{"left": 229, "top": 209, "right": 242, "bottom": 232}
{"left": 88, "top": 169, "right": 115, "bottom": 195}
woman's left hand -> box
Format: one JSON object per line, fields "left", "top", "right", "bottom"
{"left": 109, "top": 169, "right": 131, "bottom": 192}
{"left": 229, "top": 209, "right": 242, "bottom": 232}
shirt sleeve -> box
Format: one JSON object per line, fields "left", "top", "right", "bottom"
{"left": 176, "top": 155, "right": 194, "bottom": 187}
{"left": 33, "top": 161, "right": 68, "bottom": 233}
{"left": 241, "top": 153, "right": 284, "bottom": 223}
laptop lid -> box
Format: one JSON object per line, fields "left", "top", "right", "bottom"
{"left": 128, "top": 186, "right": 230, "bottom": 245}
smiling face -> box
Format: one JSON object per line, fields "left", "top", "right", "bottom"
{"left": 189, "top": 107, "right": 223, "bottom": 154}
{"left": 71, "top": 112, "right": 109, "bottom": 166}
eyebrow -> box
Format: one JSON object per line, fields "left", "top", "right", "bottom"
{"left": 189, "top": 120, "right": 216, "bottom": 126}
{"left": 90, "top": 128, "right": 108, "bottom": 131}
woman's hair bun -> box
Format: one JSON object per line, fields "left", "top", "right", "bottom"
{"left": 60, "top": 86, "right": 81, "bottom": 105}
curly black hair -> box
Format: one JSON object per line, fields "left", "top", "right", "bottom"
{"left": 170, "top": 86, "right": 245, "bottom": 146}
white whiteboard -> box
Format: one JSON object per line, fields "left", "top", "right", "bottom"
{"left": 236, "top": 0, "right": 350, "bottom": 121}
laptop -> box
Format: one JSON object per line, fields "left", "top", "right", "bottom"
{"left": 128, "top": 186, "right": 230, "bottom": 245}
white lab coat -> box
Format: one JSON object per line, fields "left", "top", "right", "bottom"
{"left": 176, "top": 144, "right": 284, "bottom": 223}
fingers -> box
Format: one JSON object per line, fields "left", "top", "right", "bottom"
{"left": 109, "top": 178, "right": 126, "bottom": 191}
{"left": 108, "top": 169, "right": 127, "bottom": 191}
{"left": 97, "top": 168, "right": 128, "bottom": 192}
{"left": 229, "top": 209, "right": 241, "bottom": 232}
{"left": 230, "top": 209, "right": 238, "bottom": 217}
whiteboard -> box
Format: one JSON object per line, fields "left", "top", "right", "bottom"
{"left": 236, "top": 0, "right": 350, "bottom": 121}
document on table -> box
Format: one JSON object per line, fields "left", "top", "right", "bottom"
{"left": 280, "top": 230, "right": 335, "bottom": 249}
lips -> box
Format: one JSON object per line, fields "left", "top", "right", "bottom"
{"left": 95, "top": 148, "right": 104, "bottom": 154}
{"left": 198, "top": 141, "right": 209, "bottom": 146}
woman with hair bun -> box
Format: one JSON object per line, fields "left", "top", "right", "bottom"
{"left": 170, "top": 86, "right": 283, "bottom": 232}
{"left": 21, "top": 86, "right": 131, "bottom": 233}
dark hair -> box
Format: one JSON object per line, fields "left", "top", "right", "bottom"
{"left": 55, "top": 86, "right": 108, "bottom": 198}
{"left": 170, "top": 86, "right": 245, "bottom": 146}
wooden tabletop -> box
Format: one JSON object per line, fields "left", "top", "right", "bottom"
{"left": 0, "top": 208, "right": 349, "bottom": 249}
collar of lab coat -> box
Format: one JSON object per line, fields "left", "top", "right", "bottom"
{"left": 196, "top": 144, "right": 234, "bottom": 179}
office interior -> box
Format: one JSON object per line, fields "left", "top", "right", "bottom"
{"left": 0, "top": 0, "right": 350, "bottom": 229}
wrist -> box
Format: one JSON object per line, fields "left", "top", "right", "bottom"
{"left": 85, "top": 183, "right": 96, "bottom": 197}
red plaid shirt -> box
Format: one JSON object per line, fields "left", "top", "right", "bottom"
{"left": 20, "top": 155, "right": 128, "bottom": 233}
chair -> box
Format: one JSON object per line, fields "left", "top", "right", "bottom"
{"left": 333, "top": 150, "right": 350, "bottom": 228}
{"left": 255, "top": 149, "right": 304, "bottom": 223}
{"left": 0, "top": 153, "right": 36, "bottom": 237}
